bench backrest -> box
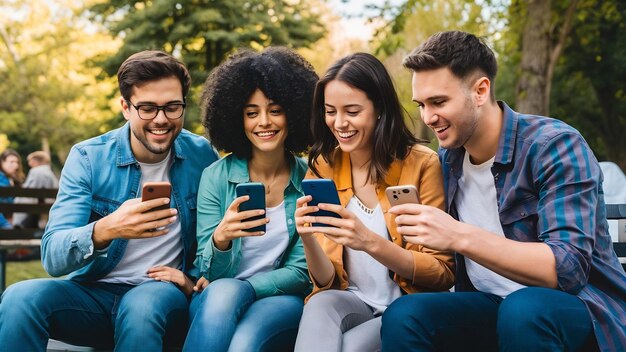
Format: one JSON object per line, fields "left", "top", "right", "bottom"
{"left": 606, "top": 204, "right": 626, "bottom": 270}
{"left": 0, "top": 187, "right": 58, "bottom": 239}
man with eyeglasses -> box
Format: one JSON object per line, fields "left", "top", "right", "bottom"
{"left": 0, "top": 51, "right": 219, "bottom": 350}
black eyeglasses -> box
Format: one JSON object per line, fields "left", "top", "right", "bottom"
{"left": 126, "top": 100, "right": 186, "bottom": 120}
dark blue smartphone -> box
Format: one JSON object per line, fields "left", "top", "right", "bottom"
{"left": 301, "top": 179, "right": 341, "bottom": 227}
{"left": 235, "top": 182, "right": 266, "bottom": 232}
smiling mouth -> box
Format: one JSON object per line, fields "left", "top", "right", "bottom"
{"left": 255, "top": 131, "right": 278, "bottom": 138}
{"left": 149, "top": 129, "right": 170, "bottom": 135}
{"left": 432, "top": 125, "right": 449, "bottom": 133}
{"left": 336, "top": 130, "right": 357, "bottom": 138}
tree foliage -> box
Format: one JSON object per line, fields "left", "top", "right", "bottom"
{"left": 367, "top": 0, "right": 496, "bottom": 142}
{"left": 499, "top": 0, "right": 626, "bottom": 168}
{"left": 87, "top": 0, "right": 325, "bottom": 84}
{"left": 0, "top": 0, "right": 120, "bottom": 165}
{"left": 85, "top": 0, "right": 326, "bottom": 132}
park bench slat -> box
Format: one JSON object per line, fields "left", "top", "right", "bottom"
{"left": 0, "top": 187, "right": 57, "bottom": 198}
{"left": 0, "top": 203, "right": 54, "bottom": 214}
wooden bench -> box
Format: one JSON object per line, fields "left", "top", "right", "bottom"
{"left": 0, "top": 186, "right": 57, "bottom": 292}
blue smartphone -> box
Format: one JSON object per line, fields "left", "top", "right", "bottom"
{"left": 301, "top": 179, "right": 341, "bottom": 227}
{"left": 235, "top": 182, "right": 266, "bottom": 232}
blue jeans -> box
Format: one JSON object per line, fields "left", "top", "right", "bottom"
{"left": 184, "top": 278, "right": 303, "bottom": 352}
{"left": 0, "top": 278, "right": 188, "bottom": 351}
{"left": 381, "top": 287, "right": 597, "bottom": 352}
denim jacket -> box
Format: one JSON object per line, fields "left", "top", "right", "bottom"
{"left": 41, "top": 123, "right": 218, "bottom": 281}
{"left": 194, "top": 154, "right": 311, "bottom": 299}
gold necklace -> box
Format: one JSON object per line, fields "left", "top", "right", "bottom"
{"left": 250, "top": 171, "right": 283, "bottom": 194}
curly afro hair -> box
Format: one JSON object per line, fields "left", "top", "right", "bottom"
{"left": 201, "top": 46, "right": 319, "bottom": 158}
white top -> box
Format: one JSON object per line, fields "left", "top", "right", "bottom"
{"left": 344, "top": 196, "right": 402, "bottom": 314}
{"left": 100, "top": 151, "right": 183, "bottom": 285}
{"left": 456, "top": 151, "right": 526, "bottom": 298}
{"left": 235, "top": 201, "right": 290, "bottom": 280}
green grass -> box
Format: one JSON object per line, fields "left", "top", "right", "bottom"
{"left": 6, "top": 259, "right": 51, "bottom": 287}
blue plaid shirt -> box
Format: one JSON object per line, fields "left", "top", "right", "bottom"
{"left": 440, "top": 102, "right": 626, "bottom": 352}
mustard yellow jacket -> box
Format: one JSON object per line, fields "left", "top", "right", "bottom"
{"left": 306, "top": 145, "right": 455, "bottom": 300}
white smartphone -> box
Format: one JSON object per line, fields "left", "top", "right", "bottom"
{"left": 385, "top": 185, "right": 419, "bottom": 206}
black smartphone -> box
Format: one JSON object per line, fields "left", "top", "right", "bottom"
{"left": 141, "top": 182, "right": 171, "bottom": 211}
{"left": 235, "top": 182, "right": 266, "bottom": 232}
{"left": 301, "top": 179, "right": 341, "bottom": 227}
{"left": 385, "top": 185, "right": 420, "bottom": 206}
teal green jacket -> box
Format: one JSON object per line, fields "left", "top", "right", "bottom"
{"left": 194, "top": 154, "right": 312, "bottom": 299}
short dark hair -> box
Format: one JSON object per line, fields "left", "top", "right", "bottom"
{"left": 309, "top": 52, "right": 421, "bottom": 185}
{"left": 403, "top": 31, "right": 498, "bottom": 99}
{"left": 201, "top": 46, "right": 318, "bottom": 158}
{"left": 117, "top": 50, "right": 191, "bottom": 101}
{"left": 27, "top": 151, "right": 50, "bottom": 165}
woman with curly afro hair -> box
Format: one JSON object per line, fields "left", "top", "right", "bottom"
{"left": 184, "top": 47, "right": 318, "bottom": 351}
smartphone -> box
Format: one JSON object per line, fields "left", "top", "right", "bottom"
{"left": 235, "top": 182, "right": 266, "bottom": 232}
{"left": 385, "top": 185, "right": 419, "bottom": 206}
{"left": 301, "top": 179, "right": 341, "bottom": 227}
{"left": 141, "top": 182, "right": 171, "bottom": 211}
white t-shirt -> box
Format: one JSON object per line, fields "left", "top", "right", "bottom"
{"left": 235, "top": 201, "right": 290, "bottom": 280}
{"left": 456, "top": 151, "right": 526, "bottom": 298}
{"left": 99, "top": 151, "right": 183, "bottom": 285}
{"left": 344, "top": 196, "right": 402, "bottom": 315}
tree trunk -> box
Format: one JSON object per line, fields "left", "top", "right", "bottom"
{"left": 515, "top": 0, "right": 551, "bottom": 115}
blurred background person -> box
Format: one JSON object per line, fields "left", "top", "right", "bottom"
{"left": 0, "top": 149, "right": 25, "bottom": 229}
{"left": 13, "top": 151, "right": 59, "bottom": 229}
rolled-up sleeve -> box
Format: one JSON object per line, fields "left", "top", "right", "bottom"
{"left": 533, "top": 132, "right": 598, "bottom": 294}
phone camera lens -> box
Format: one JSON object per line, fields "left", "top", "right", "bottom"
{"left": 402, "top": 189, "right": 409, "bottom": 193}
{"left": 148, "top": 187, "right": 154, "bottom": 192}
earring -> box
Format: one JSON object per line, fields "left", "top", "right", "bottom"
{"left": 377, "top": 115, "right": 381, "bottom": 120}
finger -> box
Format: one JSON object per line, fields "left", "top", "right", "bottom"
{"left": 233, "top": 229, "right": 266, "bottom": 238}
{"left": 237, "top": 209, "right": 266, "bottom": 221}
{"left": 296, "top": 195, "right": 312, "bottom": 207}
{"left": 142, "top": 208, "right": 178, "bottom": 221}
{"left": 137, "top": 198, "right": 171, "bottom": 212}
{"left": 389, "top": 203, "right": 427, "bottom": 215}
{"left": 143, "top": 227, "right": 170, "bottom": 238}
{"left": 239, "top": 217, "right": 268, "bottom": 230}
{"left": 394, "top": 213, "right": 423, "bottom": 227}
{"left": 142, "top": 215, "right": 178, "bottom": 232}
{"left": 402, "top": 235, "right": 423, "bottom": 245}
{"left": 147, "top": 266, "right": 166, "bottom": 273}
{"left": 317, "top": 203, "right": 345, "bottom": 217}
{"left": 295, "top": 204, "right": 319, "bottom": 218}
{"left": 227, "top": 195, "right": 250, "bottom": 211}
{"left": 302, "top": 215, "right": 345, "bottom": 228}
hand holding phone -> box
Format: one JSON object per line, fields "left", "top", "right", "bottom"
{"left": 301, "top": 179, "right": 341, "bottom": 227}
{"left": 142, "top": 182, "right": 172, "bottom": 211}
{"left": 236, "top": 182, "right": 266, "bottom": 232}
{"left": 385, "top": 185, "right": 419, "bottom": 206}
